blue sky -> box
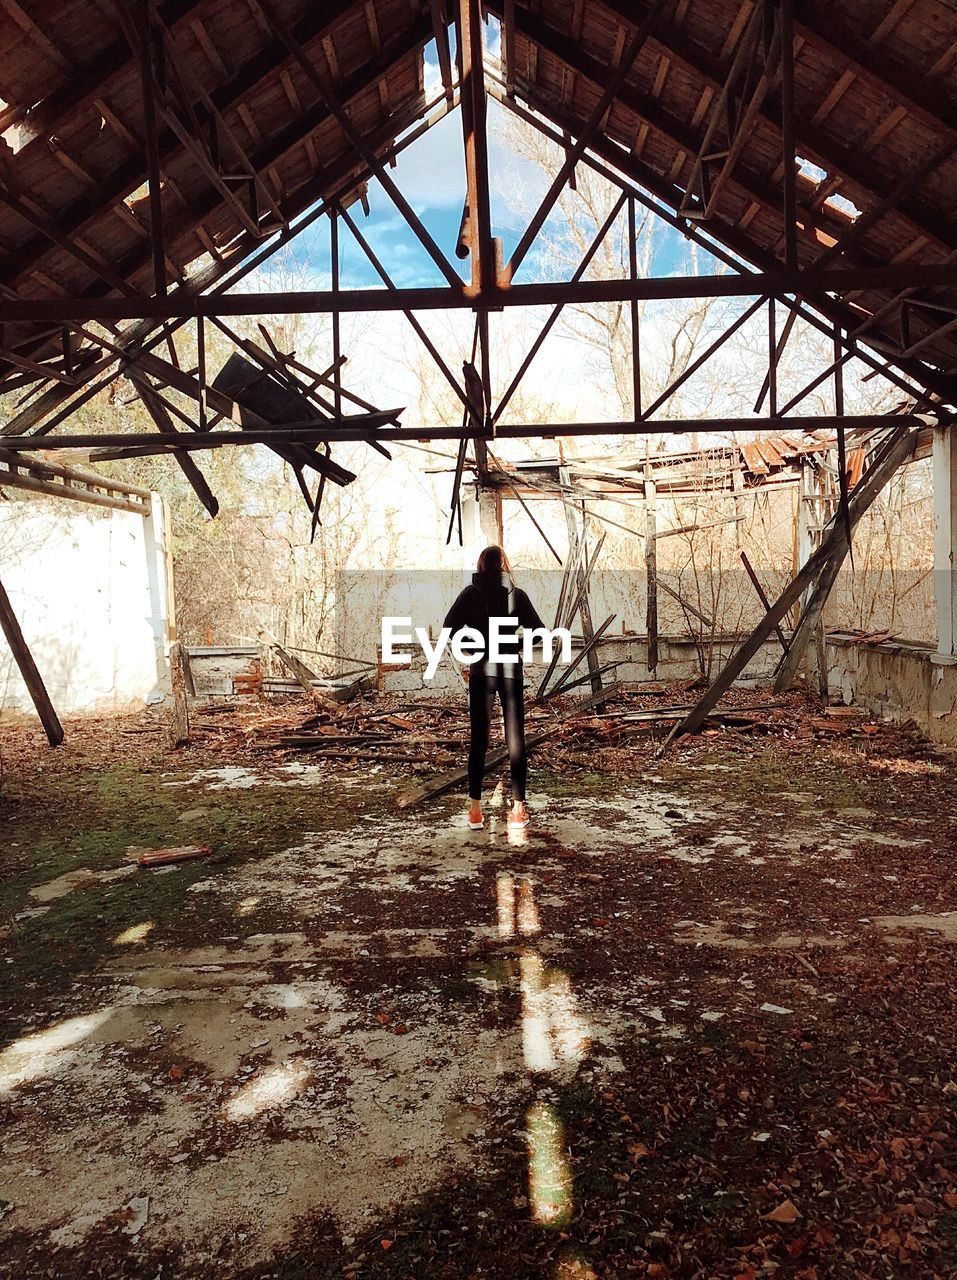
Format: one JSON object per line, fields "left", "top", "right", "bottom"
{"left": 275, "top": 37, "right": 715, "bottom": 294}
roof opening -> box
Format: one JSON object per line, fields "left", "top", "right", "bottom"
{"left": 795, "top": 156, "right": 827, "bottom": 183}
{"left": 824, "top": 192, "right": 863, "bottom": 221}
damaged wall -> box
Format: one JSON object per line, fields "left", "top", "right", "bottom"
{"left": 826, "top": 633, "right": 957, "bottom": 748}
{"left": 0, "top": 497, "right": 172, "bottom": 717}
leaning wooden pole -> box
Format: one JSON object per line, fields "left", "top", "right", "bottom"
{"left": 774, "top": 427, "right": 919, "bottom": 690}
{"left": 0, "top": 575, "right": 64, "bottom": 746}
{"left": 662, "top": 421, "right": 920, "bottom": 746}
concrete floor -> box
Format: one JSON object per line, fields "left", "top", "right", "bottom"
{"left": 1, "top": 713, "right": 957, "bottom": 1278}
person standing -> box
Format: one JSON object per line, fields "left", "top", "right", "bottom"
{"left": 443, "top": 545, "right": 545, "bottom": 829}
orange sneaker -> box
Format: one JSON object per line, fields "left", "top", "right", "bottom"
{"left": 508, "top": 801, "right": 529, "bottom": 829}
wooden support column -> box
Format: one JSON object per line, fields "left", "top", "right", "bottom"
{"left": 456, "top": 0, "right": 494, "bottom": 294}
{"left": 0, "top": 575, "right": 63, "bottom": 746}
{"left": 933, "top": 426, "right": 957, "bottom": 658}
{"left": 628, "top": 196, "right": 642, "bottom": 419}
{"left": 456, "top": 0, "right": 494, "bottom": 479}
{"left": 134, "top": 0, "right": 167, "bottom": 298}
{"left": 477, "top": 486, "right": 503, "bottom": 545}
{"left": 560, "top": 466, "right": 601, "bottom": 693}
{"left": 169, "top": 640, "right": 190, "bottom": 746}
{"left": 644, "top": 464, "right": 658, "bottom": 676}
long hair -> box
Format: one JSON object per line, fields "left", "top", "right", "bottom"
{"left": 477, "top": 544, "right": 511, "bottom": 574}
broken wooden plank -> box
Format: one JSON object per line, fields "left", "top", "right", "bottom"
{"left": 542, "top": 613, "right": 617, "bottom": 699}
{"left": 137, "top": 844, "right": 211, "bottom": 868}
{"left": 774, "top": 425, "right": 919, "bottom": 691}
{"left": 0, "top": 574, "right": 63, "bottom": 746}
{"left": 542, "top": 659, "right": 620, "bottom": 698}
{"left": 271, "top": 641, "right": 319, "bottom": 695}
{"left": 560, "top": 465, "right": 601, "bottom": 692}
{"left": 656, "top": 577, "right": 714, "bottom": 628}
{"left": 130, "top": 372, "right": 220, "bottom": 518}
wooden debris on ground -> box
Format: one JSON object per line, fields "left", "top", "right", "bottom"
{"left": 168, "top": 673, "right": 887, "bottom": 785}
{"left": 136, "top": 844, "right": 213, "bottom": 868}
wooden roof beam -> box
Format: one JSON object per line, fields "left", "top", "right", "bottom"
{"left": 489, "top": 2, "right": 853, "bottom": 262}
{"left": 488, "top": 84, "right": 956, "bottom": 403}
{"left": 1, "top": 83, "right": 448, "bottom": 437}
{"left": 795, "top": 2, "right": 957, "bottom": 138}
{"left": 5, "top": 264, "right": 957, "bottom": 324}
{"left": 105, "top": 14, "right": 434, "bottom": 299}
{"left": 8, "top": 0, "right": 205, "bottom": 153}
{"left": 593, "top": 0, "right": 957, "bottom": 256}
{"left": 0, "top": 0, "right": 366, "bottom": 293}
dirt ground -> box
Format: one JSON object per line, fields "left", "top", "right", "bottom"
{"left": 1, "top": 694, "right": 957, "bottom": 1279}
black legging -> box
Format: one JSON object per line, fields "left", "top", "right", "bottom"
{"left": 468, "top": 661, "right": 527, "bottom": 802}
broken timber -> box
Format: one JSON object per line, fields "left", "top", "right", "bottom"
{"left": 395, "top": 682, "right": 622, "bottom": 809}
{"left": 740, "top": 550, "right": 788, "bottom": 654}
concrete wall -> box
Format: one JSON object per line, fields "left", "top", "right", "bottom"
{"left": 0, "top": 498, "right": 171, "bottom": 717}
{"left": 825, "top": 633, "right": 957, "bottom": 748}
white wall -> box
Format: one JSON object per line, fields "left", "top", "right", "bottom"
{"left": 0, "top": 497, "right": 171, "bottom": 717}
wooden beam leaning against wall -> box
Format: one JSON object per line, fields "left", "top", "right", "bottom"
{"left": 0, "top": 575, "right": 64, "bottom": 746}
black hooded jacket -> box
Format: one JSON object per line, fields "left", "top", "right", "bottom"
{"left": 443, "top": 571, "right": 545, "bottom": 662}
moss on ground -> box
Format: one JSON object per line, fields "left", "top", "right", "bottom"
{"left": 0, "top": 759, "right": 385, "bottom": 990}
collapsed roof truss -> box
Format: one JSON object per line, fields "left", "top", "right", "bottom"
{"left": 0, "top": 0, "right": 953, "bottom": 523}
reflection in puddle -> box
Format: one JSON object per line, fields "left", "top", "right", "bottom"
{"left": 517, "top": 879, "right": 541, "bottom": 936}
{"left": 526, "top": 1101, "right": 572, "bottom": 1227}
{"left": 497, "top": 874, "right": 542, "bottom": 940}
{"left": 519, "top": 951, "right": 589, "bottom": 1074}
{"left": 497, "top": 873, "right": 515, "bottom": 939}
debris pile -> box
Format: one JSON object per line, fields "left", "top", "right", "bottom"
{"left": 178, "top": 682, "right": 897, "bottom": 801}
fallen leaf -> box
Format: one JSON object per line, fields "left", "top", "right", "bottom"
{"left": 764, "top": 1198, "right": 802, "bottom": 1224}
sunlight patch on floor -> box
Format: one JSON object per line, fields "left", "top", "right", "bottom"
{"left": 0, "top": 1008, "right": 114, "bottom": 1096}
{"left": 223, "top": 1059, "right": 311, "bottom": 1122}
